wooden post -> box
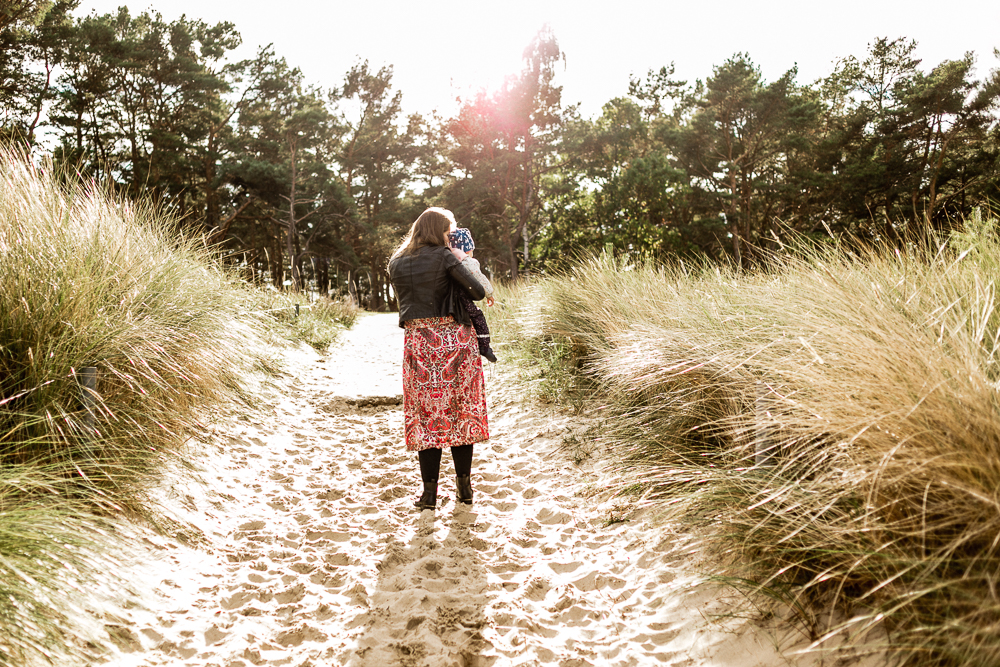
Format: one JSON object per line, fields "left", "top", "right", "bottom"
{"left": 79, "top": 366, "right": 98, "bottom": 434}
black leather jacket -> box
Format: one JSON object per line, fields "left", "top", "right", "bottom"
{"left": 388, "top": 245, "right": 486, "bottom": 328}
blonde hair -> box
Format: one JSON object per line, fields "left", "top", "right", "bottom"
{"left": 391, "top": 207, "right": 456, "bottom": 259}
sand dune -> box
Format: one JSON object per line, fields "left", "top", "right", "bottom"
{"left": 98, "top": 313, "right": 884, "bottom": 666}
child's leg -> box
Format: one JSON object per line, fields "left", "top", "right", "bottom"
{"left": 469, "top": 306, "right": 492, "bottom": 355}
{"left": 459, "top": 294, "right": 496, "bottom": 361}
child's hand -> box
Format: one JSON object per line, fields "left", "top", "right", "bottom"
{"left": 486, "top": 296, "right": 495, "bottom": 307}
{"left": 449, "top": 247, "right": 467, "bottom": 261}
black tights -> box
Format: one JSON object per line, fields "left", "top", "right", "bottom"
{"left": 418, "top": 445, "right": 473, "bottom": 484}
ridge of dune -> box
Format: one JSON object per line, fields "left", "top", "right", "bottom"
{"left": 97, "top": 312, "right": 884, "bottom": 666}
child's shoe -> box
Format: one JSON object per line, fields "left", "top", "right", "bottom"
{"left": 484, "top": 348, "right": 497, "bottom": 363}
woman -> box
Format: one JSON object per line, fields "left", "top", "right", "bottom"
{"left": 388, "top": 207, "right": 488, "bottom": 511}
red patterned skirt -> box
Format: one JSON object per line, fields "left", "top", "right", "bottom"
{"left": 402, "top": 317, "right": 489, "bottom": 451}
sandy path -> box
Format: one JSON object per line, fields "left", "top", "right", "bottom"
{"left": 99, "top": 313, "right": 881, "bottom": 667}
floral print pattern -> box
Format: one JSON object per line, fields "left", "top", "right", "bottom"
{"left": 402, "top": 317, "right": 489, "bottom": 451}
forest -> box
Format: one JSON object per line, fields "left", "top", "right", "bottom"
{"left": 3, "top": 1, "right": 1000, "bottom": 307}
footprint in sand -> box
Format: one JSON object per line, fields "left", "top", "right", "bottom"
{"left": 95, "top": 314, "right": 884, "bottom": 667}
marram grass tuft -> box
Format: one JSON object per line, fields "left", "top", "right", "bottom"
{"left": 494, "top": 217, "right": 1000, "bottom": 666}
{"left": 0, "top": 145, "right": 276, "bottom": 664}
{"left": 0, "top": 147, "right": 268, "bottom": 488}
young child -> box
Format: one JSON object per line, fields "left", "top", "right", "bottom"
{"left": 448, "top": 228, "right": 497, "bottom": 363}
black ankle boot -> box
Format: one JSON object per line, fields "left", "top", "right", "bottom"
{"left": 456, "top": 475, "right": 473, "bottom": 505}
{"left": 414, "top": 482, "right": 437, "bottom": 511}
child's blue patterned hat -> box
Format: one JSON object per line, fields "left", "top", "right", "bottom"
{"left": 448, "top": 228, "right": 475, "bottom": 252}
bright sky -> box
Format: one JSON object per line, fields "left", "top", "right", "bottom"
{"left": 74, "top": 0, "right": 1000, "bottom": 120}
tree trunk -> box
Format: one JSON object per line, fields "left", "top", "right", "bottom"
{"left": 286, "top": 138, "right": 300, "bottom": 291}
{"left": 27, "top": 53, "right": 52, "bottom": 145}
{"left": 741, "top": 171, "right": 752, "bottom": 267}
{"left": 272, "top": 224, "right": 284, "bottom": 289}
{"left": 926, "top": 128, "right": 954, "bottom": 231}
{"left": 317, "top": 257, "right": 329, "bottom": 295}
{"left": 507, "top": 240, "right": 519, "bottom": 282}
{"left": 204, "top": 132, "right": 220, "bottom": 234}
{"left": 727, "top": 171, "right": 742, "bottom": 268}
{"left": 368, "top": 268, "right": 386, "bottom": 311}
{"left": 729, "top": 219, "right": 742, "bottom": 268}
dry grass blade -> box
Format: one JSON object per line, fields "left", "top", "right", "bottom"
{"left": 495, "top": 225, "right": 1000, "bottom": 666}
{"left": 0, "top": 144, "right": 285, "bottom": 664}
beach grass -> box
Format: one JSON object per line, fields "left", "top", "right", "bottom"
{"left": 0, "top": 145, "right": 345, "bottom": 664}
{"left": 0, "top": 471, "right": 118, "bottom": 666}
{"left": 0, "top": 149, "right": 268, "bottom": 488}
{"left": 258, "top": 290, "right": 358, "bottom": 352}
{"left": 491, "top": 211, "right": 1000, "bottom": 666}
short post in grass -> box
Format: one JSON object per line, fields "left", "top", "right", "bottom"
{"left": 754, "top": 380, "right": 776, "bottom": 467}
{"left": 295, "top": 304, "right": 300, "bottom": 317}
{"left": 78, "top": 366, "right": 98, "bottom": 434}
